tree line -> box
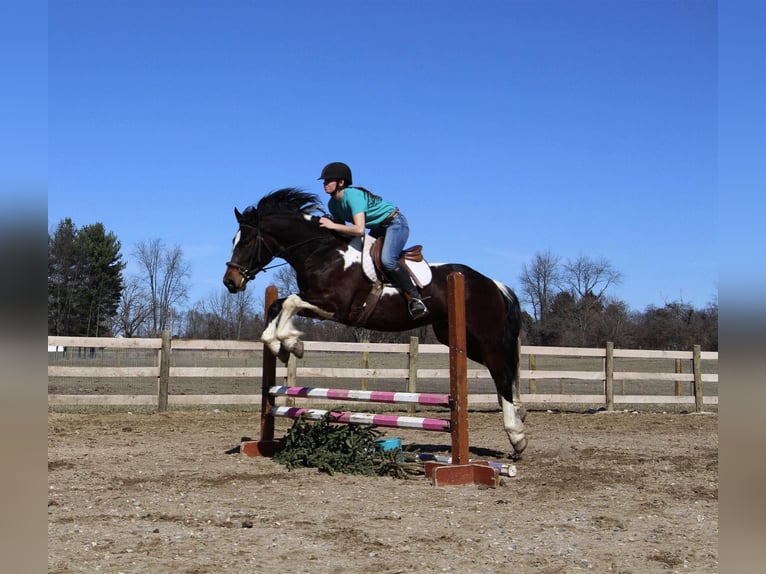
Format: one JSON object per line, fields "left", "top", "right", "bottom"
{"left": 48, "top": 220, "right": 717, "bottom": 351}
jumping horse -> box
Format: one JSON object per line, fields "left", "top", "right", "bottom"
{"left": 223, "top": 188, "right": 527, "bottom": 458}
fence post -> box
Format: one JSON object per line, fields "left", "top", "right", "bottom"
{"left": 674, "top": 358, "right": 683, "bottom": 396}
{"left": 157, "top": 330, "right": 171, "bottom": 412}
{"left": 692, "top": 344, "right": 703, "bottom": 412}
{"left": 286, "top": 354, "right": 297, "bottom": 407}
{"left": 604, "top": 342, "right": 614, "bottom": 411}
{"left": 407, "top": 336, "right": 419, "bottom": 414}
{"left": 360, "top": 337, "right": 370, "bottom": 391}
{"left": 528, "top": 353, "right": 537, "bottom": 394}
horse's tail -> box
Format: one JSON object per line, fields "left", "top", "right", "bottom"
{"left": 495, "top": 281, "right": 522, "bottom": 403}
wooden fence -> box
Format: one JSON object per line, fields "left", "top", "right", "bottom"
{"left": 48, "top": 334, "right": 718, "bottom": 412}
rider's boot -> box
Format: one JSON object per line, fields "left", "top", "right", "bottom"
{"left": 386, "top": 263, "right": 428, "bottom": 320}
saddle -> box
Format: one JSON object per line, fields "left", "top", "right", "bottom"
{"left": 348, "top": 234, "right": 433, "bottom": 327}
{"left": 363, "top": 235, "right": 432, "bottom": 288}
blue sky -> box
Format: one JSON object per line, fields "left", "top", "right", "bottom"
{"left": 47, "top": 0, "right": 719, "bottom": 314}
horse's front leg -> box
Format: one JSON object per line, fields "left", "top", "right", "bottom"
{"left": 261, "top": 294, "right": 334, "bottom": 361}
{"left": 260, "top": 298, "right": 286, "bottom": 359}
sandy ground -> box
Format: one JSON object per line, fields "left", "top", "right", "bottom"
{"left": 48, "top": 409, "right": 717, "bottom": 573}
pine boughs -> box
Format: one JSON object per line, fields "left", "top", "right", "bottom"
{"left": 272, "top": 414, "right": 421, "bottom": 478}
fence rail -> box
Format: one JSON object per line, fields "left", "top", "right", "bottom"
{"left": 47, "top": 334, "right": 718, "bottom": 412}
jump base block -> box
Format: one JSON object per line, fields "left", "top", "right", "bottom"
{"left": 424, "top": 461, "right": 499, "bottom": 487}
{"left": 241, "top": 439, "right": 282, "bottom": 458}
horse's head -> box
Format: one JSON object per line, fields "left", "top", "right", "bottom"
{"left": 223, "top": 188, "right": 326, "bottom": 293}
{"left": 223, "top": 206, "right": 272, "bottom": 293}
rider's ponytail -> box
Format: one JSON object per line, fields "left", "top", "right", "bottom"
{"left": 354, "top": 186, "right": 383, "bottom": 204}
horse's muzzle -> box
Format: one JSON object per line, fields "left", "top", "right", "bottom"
{"left": 223, "top": 266, "right": 248, "bottom": 293}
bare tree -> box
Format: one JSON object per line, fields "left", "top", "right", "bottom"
{"left": 561, "top": 255, "right": 623, "bottom": 346}
{"left": 562, "top": 255, "right": 623, "bottom": 300}
{"left": 111, "top": 276, "right": 152, "bottom": 337}
{"left": 183, "top": 288, "right": 261, "bottom": 340}
{"left": 272, "top": 265, "right": 299, "bottom": 294}
{"left": 519, "top": 250, "right": 562, "bottom": 322}
{"left": 133, "top": 239, "right": 191, "bottom": 336}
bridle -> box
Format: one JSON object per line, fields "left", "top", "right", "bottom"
{"left": 226, "top": 221, "right": 322, "bottom": 283}
{"left": 225, "top": 224, "right": 278, "bottom": 282}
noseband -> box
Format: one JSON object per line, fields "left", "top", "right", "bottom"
{"left": 226, "top": 224, "right": 275, "bottom": 282}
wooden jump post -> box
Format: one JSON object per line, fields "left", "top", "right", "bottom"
{"left": 241, "top": 272, "right": 498, "bottom": 487}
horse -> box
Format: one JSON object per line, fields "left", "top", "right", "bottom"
{"left": 223, "top": 188, "right": 527, "bottom": 458}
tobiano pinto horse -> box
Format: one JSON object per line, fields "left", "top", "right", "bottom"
{"left": 223, "top": 188, "right": 527, "bottom": 458}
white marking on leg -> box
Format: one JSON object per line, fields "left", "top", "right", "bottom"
{"left": 275, "top": 295, "right": 306, "bottom": 354}
{"left": 261, "top": 295, "right": 335, "bottom": 356}
{"left": 501, "top": 396, "right": 527, "bottom": 455}
{"left": 260, "top": 313, "right": 282, "bottom": 356}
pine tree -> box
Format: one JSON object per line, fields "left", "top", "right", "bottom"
{"left": 48, "top": 219, "right": 125, "bottom": 336}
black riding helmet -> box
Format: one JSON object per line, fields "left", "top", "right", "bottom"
{"left": 318, "top": 162, "right": 352, "bottom": 186}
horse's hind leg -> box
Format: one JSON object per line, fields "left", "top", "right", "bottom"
{"left": 437, "top": 319, "right": 528, "bottom": 459}
{"left": 500, "top": 395, "right": 528, "bottom": 459}
{"left": 484, "top": 353, "right": 527, "bottom": 458}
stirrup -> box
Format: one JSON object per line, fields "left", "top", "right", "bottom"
{"left": 408, "top": 298, "right": 428, "bottom": 319}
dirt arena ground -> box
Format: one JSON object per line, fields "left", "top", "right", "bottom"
{"left": 48, "top": 409, "right": 718, "bottom": 573}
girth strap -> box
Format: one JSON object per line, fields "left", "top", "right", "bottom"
{"left": 348, "top": 281, "right": 385, "bottom": 327}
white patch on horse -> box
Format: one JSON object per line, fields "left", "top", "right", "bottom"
{"left": 381, "top": 286, "right": 400, "bottom": 297}
{"left": 337, "top": 240, "right": 361, "bottom": 271}
{"left": 493, "top": 280, "right": 518, "bottom": 304}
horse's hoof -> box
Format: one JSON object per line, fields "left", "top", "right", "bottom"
{"left": 292, "top": 340, "right": 304, "bottom": 359}
{"left": 277, "top": 347, "right": 290, "bottom": 364}
{"left": 512, "top": 436, "right": 528, "bottom": 456}
{"left": 265, "top": 340, "right": 281, "bottom": 357}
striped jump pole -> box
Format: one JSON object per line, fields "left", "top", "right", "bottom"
{"left": 240, "top": 273, "right": 498, "bottom": 487}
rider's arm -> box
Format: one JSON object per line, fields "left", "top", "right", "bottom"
{"left": 319, "top": 211, "right": 366, "bottom": 236}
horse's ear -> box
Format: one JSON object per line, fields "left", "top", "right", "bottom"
{"left": 234, "top": 208, "right": 242, "bottom": 222}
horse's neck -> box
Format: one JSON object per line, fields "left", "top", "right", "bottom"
{"left": 273, "top": 226, "right": 340, "bottom": 270}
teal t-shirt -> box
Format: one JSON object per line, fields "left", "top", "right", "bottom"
{"left": 328, "top": 187, "right": 395, "bottom": 228}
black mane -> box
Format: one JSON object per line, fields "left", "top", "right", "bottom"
{"left": 242, "top": 188, "right": 325, "bottom": 222}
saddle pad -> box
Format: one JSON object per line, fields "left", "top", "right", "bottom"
{"left": 356, "top": 235, "right": 432, "bottom": 287}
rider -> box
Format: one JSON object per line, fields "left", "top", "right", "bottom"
{"left": 317, "top": 161, "right": 428, "bottom": 320}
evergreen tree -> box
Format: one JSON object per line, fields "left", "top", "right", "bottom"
{"left": 48, "top": 219, "right": 125, "bottom": 336}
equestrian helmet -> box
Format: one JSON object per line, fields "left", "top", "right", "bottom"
{"left": 319, "top": 162, "right": 352, "bottom": 185}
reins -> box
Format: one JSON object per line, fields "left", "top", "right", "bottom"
{"left": 226, "top": 222, "right": 323, "bottom": 281}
